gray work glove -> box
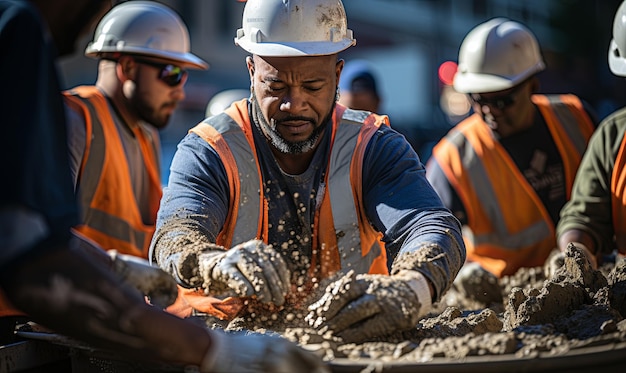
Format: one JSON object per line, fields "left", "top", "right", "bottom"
{"left": 545, "top": 243, "right": 598, "bottom": 279}
{"left": 201, "top": 329, "right": 329, "bottom": 373}
{"left": 199, "top": 239, "right": 291, "bottom": 305}
{"left": 108, "top": 250, "right": 179, "bottom": 309}
{"left": 452, "top": 261, "right": 501, "bottom": 307}
{"left": 305, "top": 270, "right": 432, "bottom": 343}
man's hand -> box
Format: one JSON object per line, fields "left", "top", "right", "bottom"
{"left": 305, "top": 270, "right": 431, "bottom": 343}
{"left": 545, "top": 243, "right": 598, "bottom": 278}
{"left": 108, "top": 250, "right": 179, "bottom": 309}
{"left": 199, "top": 240, "right": 291, "bottom": 306}
{"left": 201, "top": 329, "right": 329, "bottom": 373}
{"left": 452, "top": 261, "right": 502, "bottom": 306}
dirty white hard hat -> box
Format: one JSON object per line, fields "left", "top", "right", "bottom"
{"left": 609, "top": 1, "right": 626, "bottom": 77}
{"left": 234, "top": 0, "right": 356, "bottom": 56}
{"left": 85, "top": 1, "right": 208, "bottom": 70}
{"left": 453, "top": 18, "right": 545, "bottom": 94}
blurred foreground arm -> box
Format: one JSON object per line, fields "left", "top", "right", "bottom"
{"left": 0, "top": 225, "right": 209, "bottom": 367}
{"left": 0, "top": 225, "right": 327, "bottom": 372}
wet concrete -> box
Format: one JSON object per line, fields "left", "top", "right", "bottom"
{"left": 201, "top": 244, "right": 626, "bottom": 370}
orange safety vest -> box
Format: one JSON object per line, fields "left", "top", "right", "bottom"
{"left": 612, "top": 134, "right": 626, "bottom": 253}
{"left": 167, "top": 100, "right": 390, "bottom": 319}
{"left": 63, "top": 86, "right": 162, "bottom": 258}
{"left": 431, "top": 94, "right": 595, "bottom": 277}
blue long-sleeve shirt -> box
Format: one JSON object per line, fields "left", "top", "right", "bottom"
{"left": 151, "top": 107, "right": 465, "bottom": 300}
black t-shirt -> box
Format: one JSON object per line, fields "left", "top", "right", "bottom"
{"left": 498, "top": 112, "right": 564, "bottom": 225}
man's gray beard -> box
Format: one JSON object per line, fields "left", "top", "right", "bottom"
{"left": 250, "top": 92, "right": 332, "bottom": 154}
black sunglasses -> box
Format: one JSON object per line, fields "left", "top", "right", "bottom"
{"left": 134, "top": 58, "right": 187, "bottom": 87}
{"left": 469, "top": 82, "right": 526, "bottom": 110}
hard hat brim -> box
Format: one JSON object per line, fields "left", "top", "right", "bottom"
{"left": 453, "top": 72, "right": 516, "bottom": 94}
{"left": 85, "top": 44, "right": 209, "bottom": 70}
{"left": 235, "top": 37, "right": 356, "bottom": 57}
{"left": 608, "top": 40, "right": 626, "bottom": 77}
{"left": 453, "top": 62, "right": 545, "bottom": 94}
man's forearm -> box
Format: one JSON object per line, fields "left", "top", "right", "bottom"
{"left": 1, "top": 242, "right": 211, "bottom": 367}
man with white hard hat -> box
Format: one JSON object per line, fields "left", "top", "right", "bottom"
{"left": 64, "top": 1, "right": 208, "bottom": 259}
{"left": 150, "top": 0, "right": 465, "bottom": 343}
{"left": 426, "top": 18, "right": 598, "bottom": 303}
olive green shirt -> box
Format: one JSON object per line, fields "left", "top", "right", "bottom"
{"left": 556, "top": 107, "right": 626, "bottom": 255}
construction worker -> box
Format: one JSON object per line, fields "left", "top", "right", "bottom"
{"left": 556, "top": 0, "right": 626, "bottom": 268}
{"left": 150, "top": 0, "right": 465, "bottom": 344}
{"left": 426, "top": 18, "right": 598, "bottom": 289}
{"left": 338, "top": 59, "right": 381, "bottom": 113}
{"left": 64, "top": 1, "right": 208, "bottom": 259}
{"left": 0, "top": 1, "right": 328, "bottom": 371}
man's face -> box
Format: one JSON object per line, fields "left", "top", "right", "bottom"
{"left": 123, "top": 57, "right": 188, "bottom": 129}
{"left": 468, "top": 79, "right": 536, "bottom": 138}
{"left": 248, "top": 54, "right": 342, "bottom": 154}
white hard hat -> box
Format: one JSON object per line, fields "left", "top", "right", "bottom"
{"left": 85, "top": 1, "right": 208, "bottom": 70}
{"left": 609, "top": 1, "right": 626, "bottom": 77}
{"left": 205, "top": 89, "right": 250, "bottom": 118}
{"left": 234, "top": 0, "right": 356, "bottom": 56}
{"left": 453, "top": 18, "right": 545, "bottom": 93}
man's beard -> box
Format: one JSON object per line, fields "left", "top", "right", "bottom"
{"left": 130, "top": 81, "right": 172, "bottom": 129}
{"left": 250, "top": 92, "right": 333, "bottom": 154}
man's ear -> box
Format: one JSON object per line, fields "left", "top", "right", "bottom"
{"left": 116, "top": 55, "right": 137, "bottom": 82}
{"left": 246, "top": 56, "right": 255, "bottom": 88}
{"left": 336, "top": 58, "right": 345, "bottom": 86}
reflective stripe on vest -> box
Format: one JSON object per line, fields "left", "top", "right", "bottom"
{"left": 330, "top": 108, "right": 383, "bottom": 273}
{"left": 192, "top": 112, "right": 262, "bottom": 247}
{"left": 612, "top": 134, "right": 626, "bottom": 253}
{"left": 63, "top": 87, "right": 160, "bottom": 258}
{"left": 533, "top": 94, "right": 596, "bottom": 198}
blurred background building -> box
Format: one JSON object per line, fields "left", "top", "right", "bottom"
{"left": 59, "top": 0, "right": 626, "bottom": 184}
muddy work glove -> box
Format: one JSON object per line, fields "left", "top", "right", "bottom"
{"left": 108, "top": 250, "right": 178, "bottom": 309}
{"left": 199, "top": 239, "right": 291, "bottom": 305}
{"left": 305, "top": 270, "right": 432, "bottom": 343}
{"left": 452, "top": 261, "right": 502, "bottom": 307}
{"left": 545, "top": 243, "right": 598, "bottom": 279}
{"left": 201, "top": 329, "right": 329, "bottom": 373}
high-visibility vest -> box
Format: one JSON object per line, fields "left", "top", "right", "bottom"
{"left": 431, "top": 94, "right": 595, "bottom": 277}
{"left": 168, "top": 100, "right": 390, "bottom": 319}
{"left": 612, "top": 134, "right": 626, "bottom": 253}
{"left": 63, "top": 86, "right": 162, "bottom": 258}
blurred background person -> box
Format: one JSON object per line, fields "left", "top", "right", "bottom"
{"left": 338, "top": 59, "right": 381, "bottom": 113}
{"left": 426, "top": 18, "right": 598, "bottom": 305}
